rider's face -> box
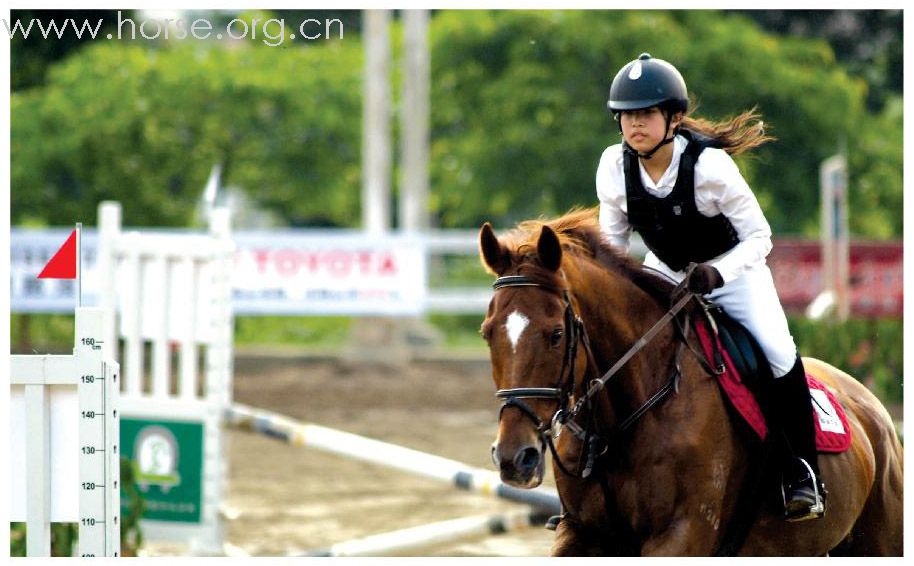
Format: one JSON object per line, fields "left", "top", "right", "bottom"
{"left": 620, "top": 107, "right": 680, "bottom": 152}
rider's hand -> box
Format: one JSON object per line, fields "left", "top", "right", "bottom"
{"left": 686, "top": 262, "right": 724, "bottom": 295}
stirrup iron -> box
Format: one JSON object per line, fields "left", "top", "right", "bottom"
{"left": 780, "top": 458, "right": 826, "bottom": 522}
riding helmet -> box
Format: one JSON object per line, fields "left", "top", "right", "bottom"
{"left": 607, "top": 53, "right": 689, "bottom": 114}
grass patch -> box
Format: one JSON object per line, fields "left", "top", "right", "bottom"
{"left": 234, "top": 315, "right": 352, "bottom": 349}
{"left": 427, "top": 313, "right": 487, "bottom": 351}
{"left": 10, "top": 313, "right": 75, "bottom": 354}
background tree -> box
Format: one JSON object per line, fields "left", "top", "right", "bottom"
{"left": 11, "top": 10, "right": 902, "bottom": 239}
{"left": 10, "top": 9, "right": 126, "bottom": 90}
{"left": 728, "top": 10, "right": 902, "bottom": 111}
{"left": 428, "top": 10, "right": 893, "bottom": 237}
{"left": 12, "top": 29, "right": 362, "bottom": 227}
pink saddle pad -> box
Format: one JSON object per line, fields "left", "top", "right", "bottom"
{"left": 695, "top": 319, "right": 851, "bottom": 453}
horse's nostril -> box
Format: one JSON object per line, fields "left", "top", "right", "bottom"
{"left": 491, "top": 444, "right": 499, "bottom": 467}
{"left": 514, "top": 446, "right": 541, "bottom": 474}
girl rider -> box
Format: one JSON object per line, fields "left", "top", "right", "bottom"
{"left": 596, "top": 53, "right": 825, "bottom": 522}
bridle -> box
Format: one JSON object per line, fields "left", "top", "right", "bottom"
{"left": 493, "top": 275, "right": 585, "bottom": 441}
{"left": 491, "top": 270, "right": 697, "bottom": 478}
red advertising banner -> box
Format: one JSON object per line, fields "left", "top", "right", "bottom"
{"left": 769, "top": 240, "right": 903, "bottom": 318}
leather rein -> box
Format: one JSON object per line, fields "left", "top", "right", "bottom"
{"left": 492, "top": 270, "right": 696, "bottom": 479}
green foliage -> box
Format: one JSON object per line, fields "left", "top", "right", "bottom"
{"left": 729, "top": 10, "right": 902, "bottom": 111}
{"left": 428, "top": 253, "right": 494, "bottom": 288}
{"left": 12, "top": 37, "right": 362, "bottom": 228}
{"left": 9, "top": 457, "right": 144, "bottom": 557}
{"left": 847, "top": 95, "right": 904, "bottom": 238}
{"left": 234, "top": 315, "right": 353, "bottom": 348}
{"left": 11, "top": 10, "right": 902, "bottom": 238}
{"left": 10, "top": 9, "right": 126, "bottom": 90}
{"left": 10, "top": 523, "right": 77, "bottom": 556}
{"left": 428, "top": 10, "right": 893, "bottom": 236}
{"left": 10, "top": 313, "right": 74, "bottom": 354}
{"left": 9, "top": 523, "right": 23, "bottom": 556}
{"left": 790, "top": 317, "right": 902, "bottom": 404}
{"left": 120, "top": 456, "right": 145, "bottom": 555}
{"left": 427, "top": 313, "right": 487, "bottom": 350}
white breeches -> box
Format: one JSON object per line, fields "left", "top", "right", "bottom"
{"left": 704, "top": 265, "right": 798, "bottom": 377}
{"left": 645, "top": 255, "right": 798, "bottom": 377}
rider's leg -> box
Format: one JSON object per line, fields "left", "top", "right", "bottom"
{"left": 770, "top": 356, "right": 826, "bottom": 521}
{"left": 705, "top": 265, "right": 825, "bottom": 520}
{"left": 704, "top": 264, "right": 796, "bottom": 377}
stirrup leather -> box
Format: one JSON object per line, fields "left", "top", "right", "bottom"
{"left": 780, "top": 458, "right": 826, "bottom": 522}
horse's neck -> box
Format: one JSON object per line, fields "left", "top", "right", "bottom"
{"left": 574, "top": 266, "right": 675, "bottom": 427}
{"left": 562, "top": 265, "right": 754, "bottom": 552}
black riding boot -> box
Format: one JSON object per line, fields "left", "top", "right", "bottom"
{"left": 771, "top": 356, "right": 826, "bottom": 521}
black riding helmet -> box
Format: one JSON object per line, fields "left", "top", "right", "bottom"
{"left": 607, "top": 53, "right": 688, "bottom": 159}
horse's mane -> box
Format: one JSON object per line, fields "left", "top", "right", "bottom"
{"left": 501, "top": 207, "right": 674, "bottom": 304}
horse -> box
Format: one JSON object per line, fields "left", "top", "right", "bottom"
{"left": 478, "top": 208, "right": 903, "bottom": 556}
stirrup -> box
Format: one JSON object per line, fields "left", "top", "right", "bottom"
{"left": 780, "top": 458, "right": 826, "bottom": 522}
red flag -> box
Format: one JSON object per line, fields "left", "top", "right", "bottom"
{"left": 37, "top": 229, "right": 77, "bottom": 279}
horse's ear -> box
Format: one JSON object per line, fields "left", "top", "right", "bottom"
{"left": 537, "top": 225, "right": 562, "bottom": 272}
{"left": 479, "top": 222, "right": 510, "bottom": 275}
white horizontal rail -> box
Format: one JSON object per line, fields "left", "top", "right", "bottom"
{"left": 424, "top": 288, "right": 491, "bottom": 313}
{"left": 10, "top": 355, "right": 79, "bottom": 385}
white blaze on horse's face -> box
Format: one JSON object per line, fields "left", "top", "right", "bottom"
{"left": 505, "top": 310, "right": 530, "bottom": 353}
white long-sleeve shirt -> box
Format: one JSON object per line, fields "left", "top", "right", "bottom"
{"left": 596, "top": 134, "right": 772, "bottom": 284}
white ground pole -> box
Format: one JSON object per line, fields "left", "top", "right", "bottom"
{"left": 96, "top": 201, "right": 234, "bottom": 554}
{"left": 10, "top": 307, "right": 120, "bottom": 557}
{"left": 301, "top": 507, "right": 550, "bottom": 557}
{"left": 225, "top": 403, "right": 562, "bottom": 514}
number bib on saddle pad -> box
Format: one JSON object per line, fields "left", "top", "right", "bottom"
{"left": 694, "top": 317, "right": 852, "bottom": 454}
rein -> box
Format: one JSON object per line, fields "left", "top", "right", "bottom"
{"left": 491, "top": 266, "right": 697, "bottom": 479}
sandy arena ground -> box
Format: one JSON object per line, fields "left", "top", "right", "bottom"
{"left": 141, "top": 352, "right": 903, "bottom": 558}
{"left": 222, "top": 353, "right": 556, "bottom": 557}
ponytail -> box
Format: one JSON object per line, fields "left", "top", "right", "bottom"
{"left": 679, "top": 106, "right": 774, "bottom": 156}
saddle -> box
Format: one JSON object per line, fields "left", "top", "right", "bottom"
{"left": 701, "top": 301, "right": 773, "bottom": 388}
{"left": 692, "top": 299, "right": 851, "bottom": 453}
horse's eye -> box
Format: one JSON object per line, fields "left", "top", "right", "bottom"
{"left": 550, "top": 328, "right": 564, "bottom": 347}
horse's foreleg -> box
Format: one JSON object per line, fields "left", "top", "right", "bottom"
{"left": 639, "top": 518, "right": 718, "bottom": 556}
{"left": 550, "top": 518, "right": 606, "bottom": 556}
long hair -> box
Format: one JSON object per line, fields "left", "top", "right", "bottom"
{"left": 679, "top": 106, "right": 774, "bottom": 156}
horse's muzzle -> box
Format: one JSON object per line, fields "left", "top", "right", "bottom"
{"left": 491, "top": 441, "right": 545, "bottom": 488}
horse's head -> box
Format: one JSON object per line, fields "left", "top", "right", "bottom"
{"left": 478, "top": 220, "right": 590, "bottom": 488}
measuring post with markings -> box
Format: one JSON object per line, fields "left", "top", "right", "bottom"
{"left": 10, "top": 307, "right": 121, "bottom": 557}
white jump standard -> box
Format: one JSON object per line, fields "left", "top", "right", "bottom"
{"left": 10, "top": 307, "right": 120, "bottom": 557}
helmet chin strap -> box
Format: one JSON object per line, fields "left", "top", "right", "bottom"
{"left": 617, "top": 108, "right": 677, "bottom": 160}
{"left": 633, "top": 134, "right": 675, "bottom": 159}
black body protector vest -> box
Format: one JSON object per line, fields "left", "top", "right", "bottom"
{"left": 624, "top": 130, "right": 740, "bottom": 272}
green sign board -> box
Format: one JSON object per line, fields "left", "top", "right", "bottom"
{"left": 121, "top": 418, "right": 204, "bottom": 523}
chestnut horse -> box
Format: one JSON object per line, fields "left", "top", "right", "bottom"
{"left": 478, "top": 209, "right": 902, "bottom": 556}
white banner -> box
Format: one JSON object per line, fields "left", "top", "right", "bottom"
{"left": 231, "top": 231, "right": 427, "bottom": 316}
{"left": 10, "top": 229, "right": 102, "bottom": 311}
{"left": 11, "top": 229, "right": 428, "bottom": 317}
